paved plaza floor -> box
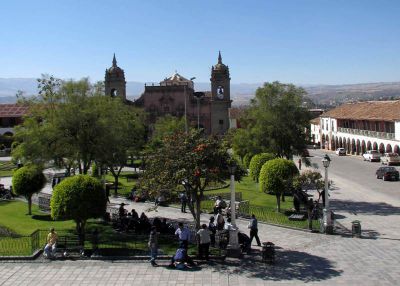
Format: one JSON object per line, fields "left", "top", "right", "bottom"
{"left": 1, "top": 199, "right": 399, "bottom": 285}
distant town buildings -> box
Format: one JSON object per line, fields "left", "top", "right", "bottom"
{"left": 311, "top": 100, "right": 400, "bottom": 155}
{"left": 0, "top": 104, "right": 29, "bottom": 137}
{"left": 105, "top": 52, "right": 232, "bottom": 135}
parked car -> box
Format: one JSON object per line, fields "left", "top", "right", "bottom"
{"left": 376, "top": 166, "right": 400, "bottom": 181}
{"left": 380, "top": 153, "right": 400, "bottom": 166}
{"left": 335, "top": 148, "right": 346, "bottom": 156}
{"left": 363, "top": 150, "right": 382, "bottom": 162}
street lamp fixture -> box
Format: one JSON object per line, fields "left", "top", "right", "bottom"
{"left": 322, "top": 154, "right": 331, "bottom": 168}
{"left": 322, "top": 154, "right": 333, "bottom": 234}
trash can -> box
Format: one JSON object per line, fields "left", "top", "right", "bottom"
{"left": 262, "top": 242, "right": 275, "bottom": 263}
{"left": 351, "top": 220, "right": 361, "bottom": 238}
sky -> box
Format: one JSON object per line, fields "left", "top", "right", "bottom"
{"left": 1, "top": 0, "right": 400, "bottom": 85}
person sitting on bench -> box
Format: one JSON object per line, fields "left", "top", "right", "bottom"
{"left": 44, "top": 228, "right": 58, "bottom": 258}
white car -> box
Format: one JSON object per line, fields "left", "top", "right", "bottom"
{"left": 363, "top": 150, "right": 381, "bottom": 162}
{"left": 380, "top": 153, "right": 400, "bottom": 166}
{"left": 335, "top": 148, "right": 346, "bottom": 156}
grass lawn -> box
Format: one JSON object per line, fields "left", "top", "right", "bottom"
{"left": 0, "top": 161, "right": 15, "bottom": 177}
{"left": 104, "top": 171, "right": 138, "bottom": 197}
{"left": 0, "top": 200, "right": 203, "bottom": 257}
{"left": 200, "top": 176, "right": 320, "bottom": 230}
{"left": 205, "top": 176, "right": 294, "bottom": 210}
{"left": 0, "top": 201, "right": 76, "bottom": 235}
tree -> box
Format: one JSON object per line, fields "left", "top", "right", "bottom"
{"left": 232, "top": 81, "right": 311, "bottom": 159}
{"left": 231, "top": 126, "right": 262, "bottom": 162}
{"left": 12, "top": 165, "right": 46, "bottom": 215}
{"left": 259, "top": 158, "right": 298, "bottom": 212}
{"left": 249, "top": 153, "right": 275, "bottom": 182}
{"left": 148, "top": 115, "right": 186, "bottom": 150}
{"left": 293, "top": 170, "right": 324, "bottom": 193}
{"left": 12, "top": 76, "right": 145, "bottom": 180}
{"left": 139, "top": 130, "right": 246, "bottom": 229}
{"left": 293, "top": 170, "right": 325, "bottom": 229}
{"left": 92, "top": 96, "right": 145, "bottom": 195}
{"left": 51, "top": 175, "right": 106, "bottom": 245}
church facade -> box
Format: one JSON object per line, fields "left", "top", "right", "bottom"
{"left": 104, "top": 52, "right": 232, "bottom": 135}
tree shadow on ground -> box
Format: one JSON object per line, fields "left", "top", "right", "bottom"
{"left": 331, "top": 199, "right": 400, "bottom": 216}
{"left": 210, "top": 248, "right": 342, "bottom": 282}
{"left": 31, "top": 214, "right": 70, "bottom": 222}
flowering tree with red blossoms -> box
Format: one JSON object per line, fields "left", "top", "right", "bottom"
{"left": 139, "top": 130, "right": 246, "bottom": 229}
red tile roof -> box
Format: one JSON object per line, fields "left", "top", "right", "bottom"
{"left": 321, "top": 100, "right": 400, "bottom": 122}
{"left": 310, "top": 118, "right": 320, "bottom": 125}
{"left": 0, "top": 104, "right": 29, "bottom": 118}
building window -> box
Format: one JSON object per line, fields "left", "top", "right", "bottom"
{"left": 219, "top": 119, "right": 224, "bottom": 125}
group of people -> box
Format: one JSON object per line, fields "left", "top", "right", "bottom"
{"left": 149, "top": 221, "right": 210, "bottom": 268}
{"left": 117, "top": 203, "right": 174, "bottom": 234}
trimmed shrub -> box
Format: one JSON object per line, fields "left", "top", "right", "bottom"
{"left": 249, "top": 153, "right": 275, "bottom": 182}
{"left": 51, "top": 175, "right": 106, "bottom": 244}
{"left": 12, "top": 165, "right": 46, "bottom": 215}
{"left": 259, "top": 158, "right": 299, "bottom": 211}
{"left": 243, "top": 153, "right": 253, "bottom": 169}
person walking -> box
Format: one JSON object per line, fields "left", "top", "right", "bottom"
{"left": 208, "top": 216, "right": 217, "bottom": 247}
{"left": 248, "top": 214, "right": 261, "bottom": 247}
{"left": 148, "top": 226, "right": 158, "bottom": 266}
{"left": 179, "top": 192, "right": 187, "bottom": 213}
{"left": 298, "top": 158, "right": 302, "bottom": 170}
{"left": 215, "top": 209, "right": 225, "bottom": 230}
{"left": 197, "top": 224, "right": 211, "bottom": 260}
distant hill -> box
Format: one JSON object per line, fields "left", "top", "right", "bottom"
{"left": 1, "top": 78, "right": 399, "bottom": 107}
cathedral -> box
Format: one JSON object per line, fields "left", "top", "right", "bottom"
{"left": 104, "top": 52, "right": 231, "bottom": 135}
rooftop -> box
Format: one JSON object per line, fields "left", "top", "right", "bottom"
{"left": 321, "top": 100, "right": 400, "bottom": 122}
{"left": 0, "top": 104, "right": 29, "bottom": 118}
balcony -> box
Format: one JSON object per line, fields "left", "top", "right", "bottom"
{"left": 337, "top": 127, "right": 395, "bottom": 140}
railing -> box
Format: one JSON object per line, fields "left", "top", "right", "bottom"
{"left": 201, "top": 200, "right": 321, "bottom": 231}
{"left": 0, "top": 229, "right": 44, "bottom": 257}
{"left": 204, "top": 192, "right": 242, "bottom": 202}
{"left": 1, "top": 228, "right": 226, "bottom": 257}
{"left": 338, "top": 127, "right": 395, "bottom": 140}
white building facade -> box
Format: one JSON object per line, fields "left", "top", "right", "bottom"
{"left": 318, "top": 100, "right": 400, "bottom": 155}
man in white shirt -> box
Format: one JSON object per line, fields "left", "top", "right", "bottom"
{"left": 175, "top": 222, "right": 191, "bottom": 249}
{"left": 224, "top": 218, "right": 234, "bottom": 231}
{"left": 197, "top": 224, "right": 211, "bottom": 260}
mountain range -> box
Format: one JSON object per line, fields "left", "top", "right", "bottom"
{"left": 1, "top": 78, "right": 400, "bottom": 106}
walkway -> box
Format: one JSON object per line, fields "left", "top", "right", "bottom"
{"left": 1, "top": 198, "right": 399, "bottom": 285}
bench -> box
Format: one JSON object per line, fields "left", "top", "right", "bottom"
{"left": 288, "top": 214, "right": 306, "bottom": 221}
{"left": 57, "top": 235, "right": 83, "bottom": 256}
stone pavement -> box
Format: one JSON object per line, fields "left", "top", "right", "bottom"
{"left": 1, "top": 199, "right": 399, "bottom": 285}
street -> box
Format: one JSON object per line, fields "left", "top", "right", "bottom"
{"left": 307, "top": 149, "right": 400, "bottom": 240}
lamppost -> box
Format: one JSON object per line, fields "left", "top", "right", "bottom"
{"left": 226, "top": 163, "right": 241, "bottom": 257}
{"left": 184, "top": 77, "right": 196, "bottom": 134}
{"left": 322, "top": 154, "right": 333, "bottom": 234}
{"left": 193, "top": 92, "right": 204, "bottom": 130}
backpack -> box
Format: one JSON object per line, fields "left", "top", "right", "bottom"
{"left": 219, "top": 200, "right": 227, "bottom": 209}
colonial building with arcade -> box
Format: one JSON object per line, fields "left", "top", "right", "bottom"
{"left": 313, "top": 100, "right": 400, "bottom": 155}
{"left": 104, "top": 52, "right": 232, "bottom": 135}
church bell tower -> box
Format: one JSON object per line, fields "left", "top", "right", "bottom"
{"left": 210, "top": 51, "right": 231, "bottom": 135}
{"left": 105, "top": 54, "right": 126, "bottom": 101}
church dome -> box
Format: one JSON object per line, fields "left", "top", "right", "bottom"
{"left": 107, "top": 54, "right": 125, "bottom": 76}
{"left": 160, "top": 71, "right": 193, "bottom": 88}
{"left": 213, "top": 51, "right": 228, "bottom": 71}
